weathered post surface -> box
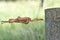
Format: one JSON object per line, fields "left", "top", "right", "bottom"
{"left": 45, "top": 8, "right": 60, "bottom": 40}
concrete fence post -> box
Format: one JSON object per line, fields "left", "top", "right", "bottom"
{"left": 45, "top": 8, "right": 60, "bottom": 40}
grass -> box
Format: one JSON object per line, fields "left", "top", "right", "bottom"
{"left": 0, "top": 1, "right": 45, "bottom": 40}
{"left": 0, "top": 21, "right": 45, "bottom": 40}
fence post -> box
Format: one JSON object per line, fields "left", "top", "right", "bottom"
{"left": 45, "top": 8, "right": 60, "bottom": 40}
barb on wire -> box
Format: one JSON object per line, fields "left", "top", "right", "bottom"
{"left": 1, "top": 16, "right": 43, "bottom": 24}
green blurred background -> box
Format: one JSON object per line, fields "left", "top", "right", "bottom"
{"left": 0, "top": 0, "right": 45, "bottom": 40}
